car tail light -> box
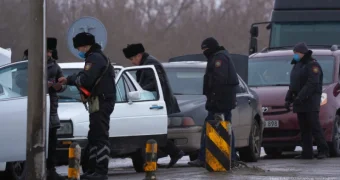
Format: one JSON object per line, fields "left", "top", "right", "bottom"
{"left": 168, "top": 117, "right": 195, "bottom": 127}
{"left": 182, "top": 117, "right": 195, "bottom": 126}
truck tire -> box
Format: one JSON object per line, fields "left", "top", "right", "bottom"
{"left": 131, "top": 148, "right": 146, "bottom": 173}
{"left": 239, "top": 120, "right": 262, "bottom": 162}
{"left": 329, "top": 115, "right": 340, "bottom": 157}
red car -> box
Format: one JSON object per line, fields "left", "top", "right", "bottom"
{"left": 248, "top": 47, "right": 340, "bottom": 157}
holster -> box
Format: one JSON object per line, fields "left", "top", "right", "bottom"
{"left": 88, "top": 96, "right": 100, "bottom": 113}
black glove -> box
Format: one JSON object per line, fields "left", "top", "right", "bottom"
{"left": 294, "top": 97, "right": 303, "bottom": 105}
{"left": 284, "top": 101, "right": 291, "bottom": 110}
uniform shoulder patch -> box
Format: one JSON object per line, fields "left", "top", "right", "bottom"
{"left": 84, "top": 63, "right": 92, "bottom": 71}
{"left": 312, "top": 65, "right": 319, "bottom": 74}
{"left": 215, "top": 60, "right": 222, "bottom": 67}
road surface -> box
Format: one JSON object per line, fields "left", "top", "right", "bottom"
{"left": 56, "top": 147, "right": 340, "bottom": 179}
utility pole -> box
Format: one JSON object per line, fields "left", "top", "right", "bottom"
{"left": 26, "top": 0, "right": 47, "bottom": 179}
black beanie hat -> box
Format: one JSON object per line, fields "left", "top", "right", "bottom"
{"left": 201, "top": 37, "right": 219, "bottom": 50}
{"left": 293, "top": 42, "right": 309, "bottom": 54}
{"left": 122, "top": 43, "right": 145, "bottom": 59}
{"left": 73, "top": 32, "right": 96, "bottom": 48}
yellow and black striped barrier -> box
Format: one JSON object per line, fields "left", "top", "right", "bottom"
{"left": 205, "top": 113, "right": 232, "bottom": 172}
{"left": 68, "top": 142, "right": 81, "bottom": 180}
{"left": 143, "top": 139, "right": 157, "bottom": 180}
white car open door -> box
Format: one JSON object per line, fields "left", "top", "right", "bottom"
{"left": 110, "top": 65, "right": 168, "bottom": 145}
{"left": 0, "top": 61, "right": 50, "bottom": 162}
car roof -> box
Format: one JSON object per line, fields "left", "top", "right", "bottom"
{"left": 250, "top": 48, "right": 340, "bottom": 59}
{"left": 162, "top": 61, "right": 207, "bottom": 68}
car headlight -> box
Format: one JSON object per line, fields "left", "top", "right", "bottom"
{"left": 320, "top": 93, "right": 327, "bottom": 106}
{"left": 57, "top": 120, "right": 73, "bottom": 136}
{"left": 168, "top": 117, "right": 195, "bottom": 127}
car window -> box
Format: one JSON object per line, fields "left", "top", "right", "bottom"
{"left": 236, "top": 79, "right": 247, "bottom": 94}
{"left": 116, "top": 76, "right": 128, "bottom": 102}
{"left": 118, "top": 69, "right": 159, "bottom": 102}
{"left": 164, "top": 67, "right": 205, "bottom": 95}
{"left": 0, "top": 61, "right": 28, "bottom": 100}
{"left": 248, "top": 55, "right": 335, "bottom": 87}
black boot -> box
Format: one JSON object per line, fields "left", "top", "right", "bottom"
{"left": 294, "top": 155, "right": 313, "bottom": 159}
{"left": 167, "top": 150, "right": 185, "bottom": 168}
{"left": 47, "top": 169, "right": 65, "bottom": 180}
{"left": 81, "top": 172, "right": 108, "bottom": 180}
{"left": 187, "top": 159, "right": 204, "bottom": 167}
{"left": 316, "top": 152, "right": 329, "bottom": 159}
{"left": 80, "top": 172, "right": 94, "bottom": 179}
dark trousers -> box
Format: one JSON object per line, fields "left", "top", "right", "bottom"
{"left": 297, "top": 111, "right": 329, "bottom": 157}
{"left": 159, "top": 140, "right": 181, "bottom": 158}
{"left": 199, "top": 111, "right": 237, "bottom": 161}
{"left": 47, "top": 128, "right": 58, "bottom": 170}
{"left": 86, "top": 100, "right": 115, "bottom": 175}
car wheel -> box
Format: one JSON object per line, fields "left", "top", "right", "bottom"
{"left": 264, "top": 147, "right": 283, "bottom": 157}
{"left": 282, "top": 146, "right": 296, "bottom": 152}
{"left": 238, "top": 120, "right": 262, "bottom": 162}
{"left": 131, "top": 148, "right": 146, "bottom": 173}
{"left": 189, "top": 151, "right": 199, "bottom": 161}
{"left": 6, "top": 161, "right": 26, "bottom": 180}
{"left": 329, "top": 115, "right": 340, "bottom": 157}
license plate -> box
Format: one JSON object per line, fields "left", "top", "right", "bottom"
{"left": 265, "top": 120, "right": 279, "bottom": 128}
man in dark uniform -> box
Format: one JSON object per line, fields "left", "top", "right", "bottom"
{"left": 19, "top": 38, "right": 66, "bottom": 180}
{"left": 188, "top": 37, "right": 239, "bottom": 167}
{"left": 122, "top": 43, "right": 185, "bottom": 168}
{"left": 58, "top": 32, "right": 116, "bottom": 180}
{"left": 285, "top": 42, "right": 329, "bottom": 159}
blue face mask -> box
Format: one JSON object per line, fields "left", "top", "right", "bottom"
{"left": 78, "top": 51, "right": 86, "bottom": 59}
{"left": 293, "top": 54, "right": 300, "bottom": 61}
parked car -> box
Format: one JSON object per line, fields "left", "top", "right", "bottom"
{"left": 0, "top": 60, "right": 169, "bottom": 179}
{"left": 248, "top": 47, "right": 340, "bottom": 157}
{"left": 162, "top": 54, "right": 265, "bottom": 162}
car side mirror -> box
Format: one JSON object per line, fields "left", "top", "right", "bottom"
{"left": 333, "top": 83, "right": 340, "bottom": 97}
{"left": 128, "top": 91, "right": 141, "bottom": 103}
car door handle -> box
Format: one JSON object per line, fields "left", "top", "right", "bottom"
{"left": 150, "top": 105, "right": 164, "bottom": 110}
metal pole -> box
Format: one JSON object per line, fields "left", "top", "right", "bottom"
{"left": 26, "top": 0, "right": 47, "bottom": 179}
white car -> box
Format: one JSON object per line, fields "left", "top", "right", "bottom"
{"left": 0, "top": 61, "right": 168, "bottom": 179}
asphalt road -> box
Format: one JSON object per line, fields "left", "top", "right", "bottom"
{"left": 56, "top": 147, "right": 340, "bottom": 180}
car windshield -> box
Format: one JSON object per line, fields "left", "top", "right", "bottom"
{"left": 58, "top": 68, "right": 121, "bottom": 102}
{"left": 270, "top": 22, "right": 340, "bottom": 47}
{"left": 164, "top": 67, "right": 205, "bottom": 95}
{"left": 248, "top": 55, "right": 335, "bottom": 87}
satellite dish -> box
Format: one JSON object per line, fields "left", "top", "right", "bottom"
{"left": 67, "top": 16, "right": 107, "bottom": 59}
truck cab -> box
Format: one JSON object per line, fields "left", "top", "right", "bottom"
{"left": 249, "top": 0, "right": 340, "bottom": 54}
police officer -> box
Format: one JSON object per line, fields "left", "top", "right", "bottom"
{"left": 188, "top": 37, "right": 239, "bottom": 167}
{"left": 285, "top": 42, "right": 329, "bottom": 159}
{"left": 58, "top": 32, "right": 116, "bottom": 180}
{"left": 122, "top": 43, "right": 185, "bottom": 168}
{"left": 20, "top": 38, "right": 66, "bottom": 180}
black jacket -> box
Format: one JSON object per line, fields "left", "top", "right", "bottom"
{"left": 136, "top": 53, "right": 180, "bottom": 115}
{"left": 285, "top": 50, "right": 323, "bottom": 112}
{"left": 67, "top": 43, "right": 116, "bottom": 101}
{"left": 15, "top": 59, "right": 66, "bottom": 128}
{"left": 47, "top": 59, "right": 66, "bottom": 128}
{"left": 203, "top": 47, "right": 239, "bottom": 112}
